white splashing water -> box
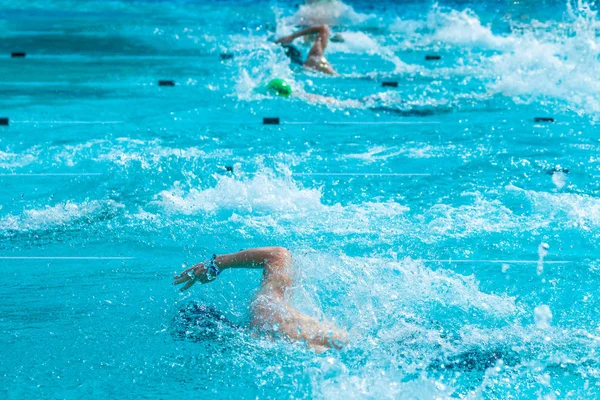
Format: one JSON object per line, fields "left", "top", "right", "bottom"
{"left": 0, "top": 149, "right": 38, "bottom": 168}
{"left": 158, "top": 172, "right": 325, "bottom": 215}
{"left": 391, "top": 3, "right": 600, "bottom": 115}
{"left": 284, "top": 0, "right": 373, "bottom": 27}
{"left": 0, "top": 200, "right": 123, "bottom": 232}
{"left": 155, "top": 171, "right": 598, "bottom": 241}
{"left": 534, "top": 304, "right": 553, "bottom": 329}
{"left": 290, "top": 251, "right": 517, "bottom": 397}
{"left": 507, "top": 184, "right": 600, "bottom": 230}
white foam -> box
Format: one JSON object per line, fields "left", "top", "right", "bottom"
{"left": 383, "top": 257, "right": 518, "bottom": 318}
{"left": 155, "top": 172, "right": 577, "bottom": 241}
{"left": 294, "top": 252, "right": 517, "bottom": 322}
{"left": 534, "top": 305, "right": 553, "bottom": 329}
{"left": 49, "top": 139, "right": 231, "bottom": 169}
{"left": 0, "top": 200, "right": 123, "bottom": 232}
{"left": 386, "top": 3, "right": 600, "bottom": 114}
{"left": 325, "top": 31, "right": 415, "bottom": 72}
{"left": 344, "top": 142, "right": 456, "bottom": 163}
{"left": 507, "top": 185, "right": 600, "bottom": 230}
{"left": 289, "top": 250, "right": 516, "bottom": 396}
{"left": 390, "top": 5, "right": 514, "bottom": 50}
{"left": 156, "top": 170, "right": 410, "bottom": 238}
{"left": 423, "top": 192, "right": 537, "bottom": 241}
{"left": 431, "top": 7, "right": 514, "bottom": 49}
{"left": 312, "top": 367, "right": 451, "bottom": 400}
{"left": 0, "top": 150, "right": 37, "bottom": 168}
{"left": 286, "top": 0, "right": 372, "bottom": 26}
{"left": 344, "top": 145, "right": 405, "bottom": 162}
{"left": 158, "top": 172, "right": 325, "bottom": 215}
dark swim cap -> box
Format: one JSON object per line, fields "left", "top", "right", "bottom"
{"left": 282, "top": 44, "right": 304, "bottom": 65}
{"left": 171, "top": 302, "right": 238, "bottom": 342}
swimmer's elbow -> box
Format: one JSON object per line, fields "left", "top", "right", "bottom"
{"left": 316, "top": 24, "right": 330, "bottom": 35}
{"left": 260, "top": 246, "right": 292, "bottom": 276}
{"left": 269, "top": 246, "right": 291, "bottom": 264}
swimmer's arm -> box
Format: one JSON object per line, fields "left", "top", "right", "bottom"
{"left": 276, "top": 24, "right": 330, "bottom": 50}
{"left": 214, "top": 247, "right": 289, "bottom": 270}
{"left": 216, "top": 247, "right": 293, "bottom": 293}
{"left": 173, "top": 247, "right": 293, "bottom": 291}
{"left": 278, "top": 315, "right": 349, "bottom": 351}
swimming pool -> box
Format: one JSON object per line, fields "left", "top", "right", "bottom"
{"left": 1, "top": 0, "right": 600, "bottom": 398}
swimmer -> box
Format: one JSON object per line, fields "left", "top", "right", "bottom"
{"left": 172, "top": 247, "right": 348, "bottom": 352}
{"left": 276, "top": 25, "right": 337, "bottom": 75}
{"left": 261, "top": 77, "right": 441, "bottom": 115}
{"left": 262, "top": 77, "right": 361, "bottom": 107}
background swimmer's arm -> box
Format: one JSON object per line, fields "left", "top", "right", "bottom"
{"left": 276, "top": 25, "right": 330, "bottom": 55}
{"left": 306, "top": 25, "right": 329, "bottom": 60}
{"left": 173, "top": 247, "right": 293, "bottom": 292}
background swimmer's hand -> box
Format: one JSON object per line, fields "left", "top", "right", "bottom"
{"left": 276, "top": 36, "right": 293, "bottom": 45}
{"left": 172, "top": 263, "right": 214, "bottom": 291}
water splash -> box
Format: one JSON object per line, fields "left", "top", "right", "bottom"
{"left": 0, "top": 200, "right": 123, "bottom": 232}
{"left": 534, "top": 304, "right": 553, "bottom": 329}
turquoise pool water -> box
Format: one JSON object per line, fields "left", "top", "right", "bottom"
{"left": 2, "top": 0, "right": 600, "bottom": 398}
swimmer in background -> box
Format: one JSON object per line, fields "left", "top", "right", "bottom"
{"left": 173, "top": 247, "right": 348, "bottom": 352}
{"left": 262, "top": 77, "right": 361, "bottom": 107}
{"left": 262, "top": 78, "right": 442, "bottom": 116}
{"left": 276, "top": 24, "right": 337, "bottom": 75}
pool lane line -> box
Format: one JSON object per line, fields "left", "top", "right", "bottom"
{"left": 0, "top": 257, "right": 135, "bottom": 260}
{"left": 294, "top": 173, "right": 431, "bottom": 177}
{"left": 6, "top": 54, "right": 219, "bottom": 61}
{"left": 420, "top": 260, "right": 571, "bottom": 264}
{"left": 11, "top": 120, "right": 124, "bottom": 125}
{"left": 0, "top": 173, "right": 102, "bottom": 177}
{"left": 282, "top": 121, "right": 441, "bottom": 125}
{"left": 0, "top": 172, "right": 429, "bottom": 178}
{"left": 3, "top": 119, "right": 440, "bottom": 126}
{"left": 0, "top": 257, "right": 571, "bottom": 263}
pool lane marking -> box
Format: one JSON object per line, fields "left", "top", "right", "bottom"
{"left": 14, "top": 55, "right": 218, "bottom": 60}
{"left": 8, "top": 120, "right": 438, "bottom": 126}
{"left": 0, "top": 257, "right": 135, "bottom": 260}
{"left": 420, "top": 260, "right": 571, "bottom": 264}
{"left": 0, "top": 173, "right": 102, "bottom": 177}
{"left": 294, "top": 173, "right": 431, "bottom": 177}
{"left": 0, "top": 258, "right": 570, "bottom": 263}
{"left": 11, "top": 121, "right": 124, "bottom": 125}
{"left": 0, "top": 172, "right": 427, "bottom": 178}
{"left": 282, "top": 121, "right": 441, "bottom": 125}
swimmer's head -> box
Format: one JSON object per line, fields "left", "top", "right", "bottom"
{"left": 267, "top": 78, "right": 292, "bottom": 98}
{"left": 171, "top": 302, "right": 238, "bottom": 342}
{"left": 282, "top": 44, "right": 304, "bottom": 66}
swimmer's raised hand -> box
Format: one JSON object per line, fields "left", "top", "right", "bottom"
{"left": 173, "top": 256, "right": 221, "bottom": 291}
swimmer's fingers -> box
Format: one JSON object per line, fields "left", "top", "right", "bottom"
{"left": 172, "top": 274, "right": 191, "bottom": 285}
{"left": 179, "top": 279, "right": 196, "bottom": 292}
{"left": 173, "top": 266, "right": 196, "bottom": 284}
{"left": 173, "top": 265, "right": 196, "bottom": 279}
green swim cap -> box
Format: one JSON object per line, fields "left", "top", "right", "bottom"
{"left": 267, "top": 78, "right": 292, "bottom": 98}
